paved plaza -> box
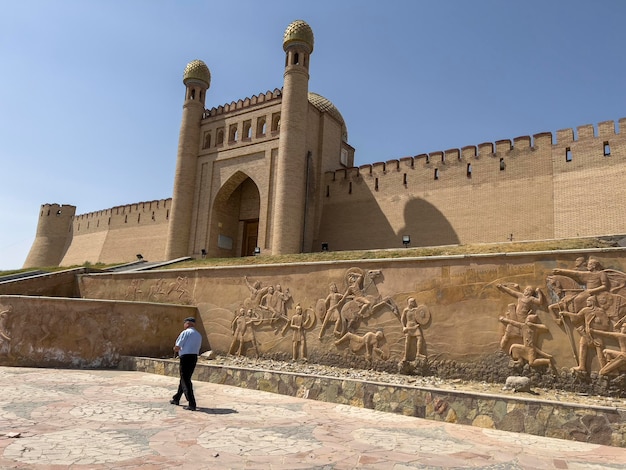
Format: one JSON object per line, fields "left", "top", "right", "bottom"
{"left": 1, "top": 366, "right": 625, "bottom": 469}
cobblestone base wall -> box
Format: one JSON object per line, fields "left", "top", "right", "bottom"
{"left": 120, "top": 356, "right": 626, "bottom": 448}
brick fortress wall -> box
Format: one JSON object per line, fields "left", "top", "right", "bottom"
{"left": 63, "top": 199, "right": 171, "bottom": 266}
{"left": 316, "top": 118, "right": 626, "bottom": 251}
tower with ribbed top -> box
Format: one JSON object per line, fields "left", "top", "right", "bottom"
{"left": 271, "top": 20, "right": 314, "bottom": 255}
{"left": 165, "top": 60, "right": 211, "bottom": 260}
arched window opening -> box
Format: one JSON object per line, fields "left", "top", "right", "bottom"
{"left": 216, "top": 128, "right": 224, "bottom": 145}
{"left": 375, "top": 177, "right": 379, "bottom": 191}
{"left": 229, "top": 124, "right": 238, "bottom": 142}
{"left": 257, "top": 117, "right": 267, "bottom": 136}
{"left": 604, "top": 142, "right": 611, "bottom": 156}
{"left": 271, "top": 113, "right": 281, "bottom": 132}
{"left": 499, "top": 158, "right": 506, "bottom": 170}
{"left": 467, "top": 163, "right": 472, "bottom": 178}
{"left": 293, "top": 52, "right": 299, "bottom": 65}
{"left": 203, "top": 132, "right": 211, "bottom": 149}
{"left": 434, "top": 168, "right": 439, "bottom": 180}
{"left": 243, "top": 120, "right": 252, "bottom": 139}
{"left": 565, "top": 148, "right": 572, "bottom": 162}
{"left": 403, "top": 173, "right": 408, "bottom": 185}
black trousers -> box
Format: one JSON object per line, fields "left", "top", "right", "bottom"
{"left": 173, "top": 354, "right": 198, "bottom": 407}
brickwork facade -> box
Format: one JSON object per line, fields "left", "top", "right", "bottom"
{"left": 23, "top": 21, "right": 626, "bottom": 268}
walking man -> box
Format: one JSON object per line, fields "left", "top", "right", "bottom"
{"left": 170, "top": 317, "right": 202, "bottom": 411}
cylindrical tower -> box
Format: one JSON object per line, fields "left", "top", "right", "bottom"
{"left": 271, "top": 20, "right": 314, "bottom": 255}
{"left": 165, "top": 60, "right": 211, "bottom": 260}
{"left": 23, "top": 203, "right": 76, "bottom": 268}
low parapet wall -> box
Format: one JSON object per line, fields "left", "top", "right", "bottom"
{"left": 121, "top": 356, "right": 626, "bottom": 448}
{"left": 77, "top": 248, "right": 626, "bottom": 384}
{"left": 0, "top": 295, "right": 201, "bottom": 368}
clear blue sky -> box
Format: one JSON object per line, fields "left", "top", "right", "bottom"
{"left": 1, "top": 0, "right": 625, "bottom": 270}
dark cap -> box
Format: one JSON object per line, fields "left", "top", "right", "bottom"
{"left": 184, "top": 317, "right": 196, "bottom": 323}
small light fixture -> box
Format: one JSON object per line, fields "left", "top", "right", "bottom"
{"left": 201, "top": 249, "right": 207, "bottom": 259}
{"left": 321, "top": 242, "right": 329, "bottom": 251}
{"left": 253, "top": 247, "right": 261, "bottom": 256}
{"left": 402, "top": 235, "right": 411, "bottom": 248}
{"left": 136, "top": 254, "right": 143, "bottom": 260}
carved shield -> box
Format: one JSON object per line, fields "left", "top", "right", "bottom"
{"left": 315, "top": 298, "right": 327, "bottom": 321}
{"left": 416, "top": 304, "right": 431, "bottom": 325}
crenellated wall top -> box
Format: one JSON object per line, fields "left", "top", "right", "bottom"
{"left": 72, "top": 199, "right": 171, "bottom": 220}
{"left": 337, "top": 117, "right": 625, "bottom": 175}
{"left": 203, "top": 89, "right": 283, "bottom": 119}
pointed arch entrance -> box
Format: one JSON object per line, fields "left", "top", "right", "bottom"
{"left": 209, "top": 172, "right": 260, "bottom": 258}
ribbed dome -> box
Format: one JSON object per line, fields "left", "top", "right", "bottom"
{"left": 183, "top": 60, "right": 211, "bottom": 87}
{"left": 308, "top": 92, "right": 348, "bottom": 142}
{"left": 283, "top": 20, "right": 314, "bottom": 53}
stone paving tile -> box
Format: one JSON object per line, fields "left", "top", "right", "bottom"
{"left": 0, "top": 366, "right": 625, "bottom": 469}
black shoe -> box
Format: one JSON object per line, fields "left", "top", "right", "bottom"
{"left": 183, "top": 405, "right": 196, "bottom": 411}
{"left": 169, "top": 399, "right": 179, "bottom": 405}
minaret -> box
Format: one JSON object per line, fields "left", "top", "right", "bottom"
{"left": 271, "top": 20, "right": 314, "bottom": 255}
{"left": 165, "top": 60, "right": 211, "bottom": 260}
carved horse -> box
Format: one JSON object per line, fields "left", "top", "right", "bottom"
{"left": 333, "top": 268, "right": 400, "bottom": 337}
{"left": 546, "top": 274, "right": 626, "bottom": 326}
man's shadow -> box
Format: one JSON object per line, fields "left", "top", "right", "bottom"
{"left": 196, "top": 407, "right": 238, "bottom": 415}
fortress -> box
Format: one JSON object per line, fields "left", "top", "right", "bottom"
{"left": 23, "top": 20, "right": 626, "bottom": 268}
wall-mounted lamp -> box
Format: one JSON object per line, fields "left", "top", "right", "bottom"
{"left": 321, "top": 242, "right": 329, "bottom": 251}
{"left": 253, "top": 247, "right": 261, "bottom": 256}
{"left": 402, "top": 235, "right": 411, "bottom": 248}
{"left": 201, "top": 249, "right": 207, "bottom": 259}
{"left": 136, "top": 254, "right": 144, "bottom": 260}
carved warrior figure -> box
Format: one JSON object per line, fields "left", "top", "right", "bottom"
{"left": 290, "top": 305, "right": 307, "bottom": 361}
{"left": 228, "top": 308, "right": 259, "bottom": 358}
{"left": 400, "top": 298, "right": 429, "bottom": 362}
{"left": 498, "top": 314, "right": 555, "bottom": 370}
{"left": 334, "top": 330, "right": 388, "bottom": 360}
{"left": 318, "top": 282, "right": 343, "bottom": 338}
{"left": 559, "top": 296, "right": 612, "bottom": 373}
{"left": 242, "top": 277, "right": 295, "bottom": 331}
{"left": 124, "top": 279, "right": 143, "bottom": 301}
{"left": 496, "top": 283, "right": 545, "bottom": 351}
{"left": 550, "top": 257, "right": 626, "bottom": 325}
{"left": 327, "top": 268, "right": 399, "bottom": 338}
{"left": 592, "top": 324, "right": 626, "bottom": 376}
{"left": 244, "top": 276, "right": 270, "bottom": 308}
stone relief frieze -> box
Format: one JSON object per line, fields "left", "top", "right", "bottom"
{"left": 216, "top": 259, "right": 626, "bottom": 380}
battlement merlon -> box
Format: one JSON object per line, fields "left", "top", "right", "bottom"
{"left": 354, "top": 117, "right": 623, "bottom": 169}
{"left": 72, "top": 199, "right": 172, "bottom": 221}
{"left": 203, "top": 88, "right": 283, "bottom": 119}
{"left": 38, "top": 203, "right": 76, "bottom": 218}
